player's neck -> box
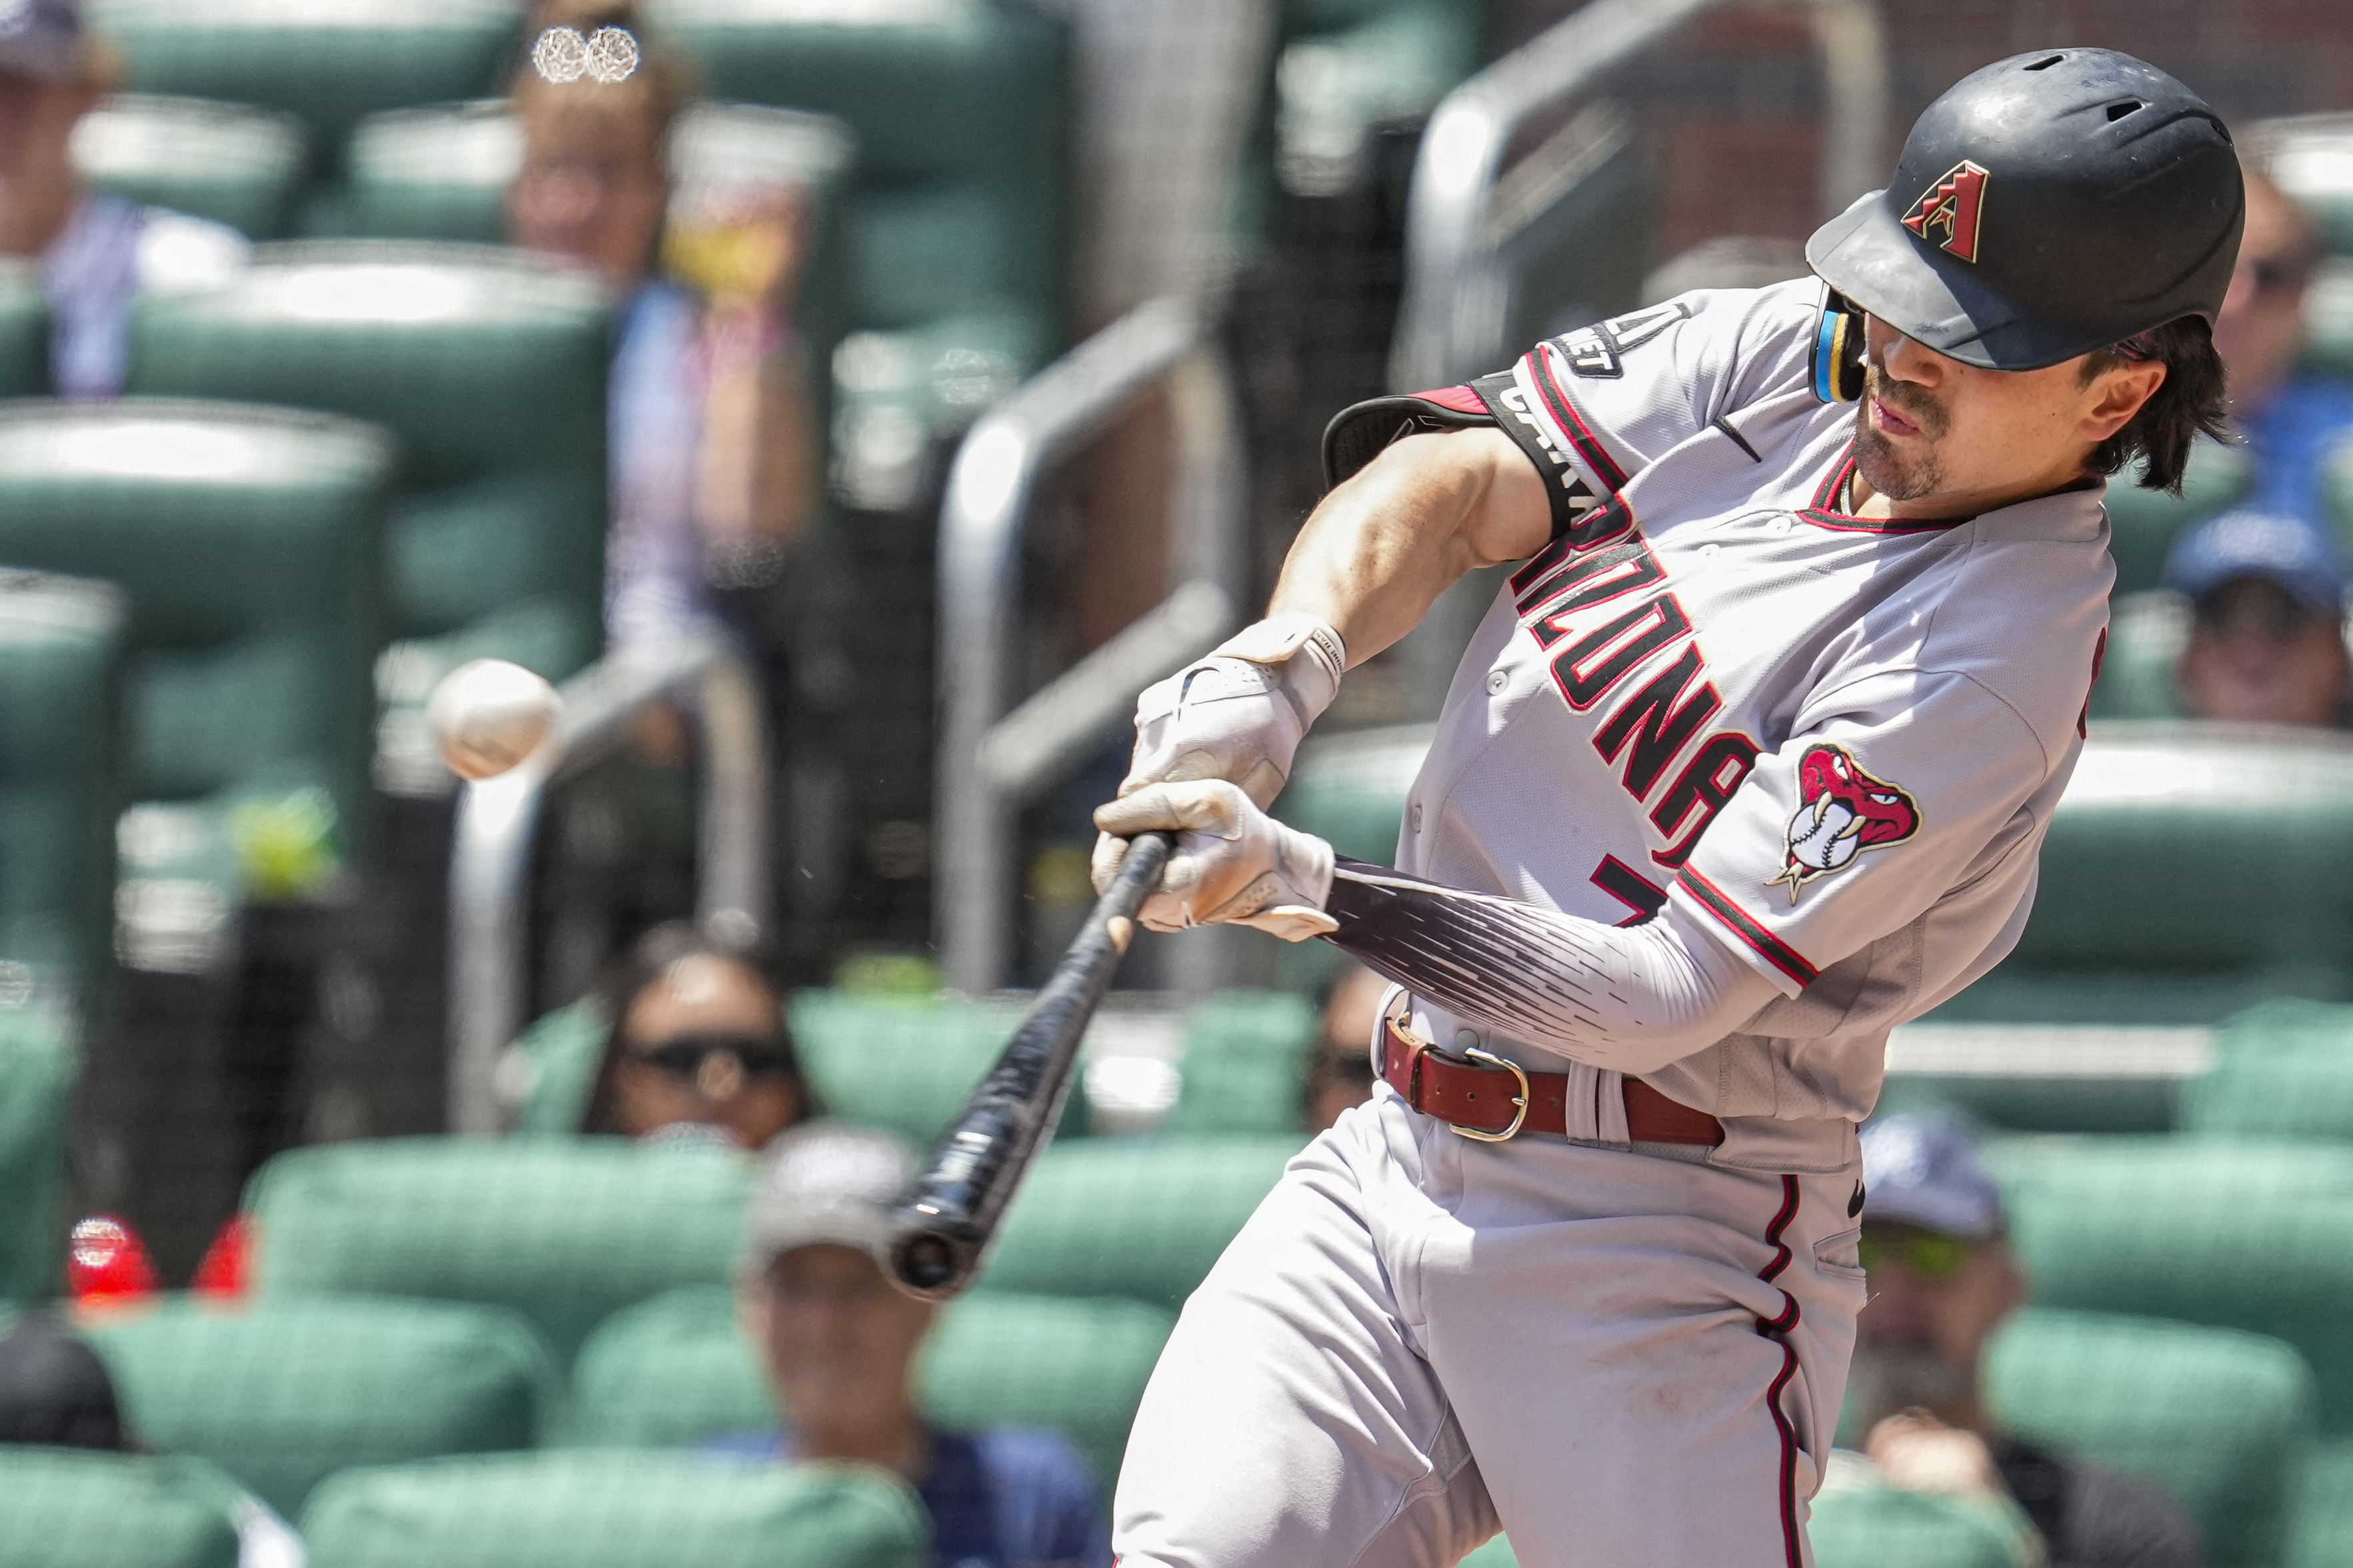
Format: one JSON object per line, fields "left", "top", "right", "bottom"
{"left": 1846, "top": 453, "right": 2099, "bottom": 522}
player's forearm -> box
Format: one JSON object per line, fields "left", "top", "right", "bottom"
{"left": 1322, "top": 860, "right": 1779, "bottom": 1075}
{"left": 1268, "top": 428, "right": 1548, "bottom": 667}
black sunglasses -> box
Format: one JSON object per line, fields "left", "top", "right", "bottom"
{"left": 628, "top": 1032, "right": 799, "bottom": 1080}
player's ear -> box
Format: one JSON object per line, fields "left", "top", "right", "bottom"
{"left": 1812, "top": 289, "right": 1868, "bottom": 403}
{"left": 2080, "top": 356, "right": 2166, "bottom": 443}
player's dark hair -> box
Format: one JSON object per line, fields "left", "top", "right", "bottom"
{"left": 578, "top": 921, "right": 813, "bottom": 1137}
{"left": 2077, "top": 315, "right": 2232, "bottom": 494}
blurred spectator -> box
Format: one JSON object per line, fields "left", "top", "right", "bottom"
{"left": 2166, "top": 507, "right": 2350, "bottom": 727}
{"left": 507, "top": 0, "right": 819, "bottom": 652}
{"left": 1302, "top": 961, "right": 1384, "bottom": 1132}
{"left": 709, "top": 1124, "right": 1110, "bottom": 1568}
{"left": 1850, "top": 1114, "right": 2200, "bottom": 1568}
{"left": 2214, "top": 170, "right": 2349, "bottom": 525}
{"left": 0, "top": 0, "right": 245, "bottom": 396}
{"left": 0, "top": 1313, "right": 303, "bottom": 1568}
{"left": 578, "top": 922, "right": 811, "bottom": 1150}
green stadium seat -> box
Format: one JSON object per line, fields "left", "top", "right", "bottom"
{"left": 0, "top": 1007, "right": 76, "bottom": 1305}
{"left": 1807, "top": 1482, "right": 2026, "bottom": 1568}
{"left": 1163, "top": 990, "right": 1320, "bottom": 1137}
{"left": 1989, "top": 1138, "right": 2353, "bottom": 1435}
{"left": 81, "top": 1295, "right": 551, "bottom": 1519}
{"left": 1984, "top": 1307, "right": 2314, "bottom": 1568}
{"left": 0, "top": 259, "right": 49, "bottom": 396}
{"left": 125, "top": 243, "right": 614, "bottom": 784}
{"left": 503, "top": 990, "right": 1095, "bottom": 1143}
{"left": 2257, "top": 113, "right": 2353, "bottom": 257}
{"left": 2182, "top": 998, "right": 2353, "bottom": 1140}
{"left": 87, "top": 0, "right": 521, "bottom": 229}
{"left": 341, "top": 102, "right": 517, "bottom": 247}
{"left": 2098, "top": 438, "right": 2248, "bottom": 597}
{"left": 246, "top": 1136, "right": 749, "bottom": 1368}
{"left": 1259, "top": 0, "right": 1482, "bottom": 205}
{"left": 568, "top": 1284, "right": 1175, "bottom": 1491}
{"left": 1275, "top": 722, "right": 1425, "bottom": 867}
{"left": 1456, "top": 1537, "right": 1520, "bottom": 1568}
{"left": 0, "top": 1448, "right": 245, "bottom": 1568}
{"left": 71, "top": 95, "right": 307, "bottom": 241}
{"left": 2290, "top": 1437, "right": 2353, "bottom": 1568}
{"left": 0, "top": 571, "right": 127, "bottom": 1010}
{"left": 647, "top": 0, "right": 1071, "bottom": 505}
{"left": 1933, "top": 724, "right": 2353, "bottom": 1024}
{"left": 2084, "top": 589, "right": 2188, "bottom": 722}
{"left": 0, "top": 402, "right": 392, "bottom": 963}
{"left": 297, "top": 1451, "right": 927, "bottom": 1568}
{"left": 977, "top": 1136, "right": 1303, "bottom": 1313}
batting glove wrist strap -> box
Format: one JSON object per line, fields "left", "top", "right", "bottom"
{"left": 1122, "top": 616, "right": 1346, "bottom": 810}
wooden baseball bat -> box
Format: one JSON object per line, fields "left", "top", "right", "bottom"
{"left": 885, "top": 830, "right": 1175, "bottom": 1300}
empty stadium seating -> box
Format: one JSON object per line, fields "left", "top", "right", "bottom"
{"left": 71, "top": 95, "right": 308, "bottom": 242}
{"left": 245, "top": 1138, "right": 748, "bottom": 1369}
{"left": 977, "top": 1136, "right": 1302, "bottom": 1313}
{"left": 0, "top": 259, "right": 49, "bottom": 396}
{"left": 2182, "top": 998, "right": 2353, "bottom": 1139}
{"left": 87, "top": 0, "right": 522, "bottom": 232}
{"left": 125, "top": 244, "right": 614, "bottom": 784}
{"left": 2099, "top": 439, "right": 2251, "bottom": 598}
{"left": 296, "top": 1451, "right": 926, "bottom": 1568}
{"left": 1807, "top": 1483, "right": 2025, "bottom": 1568}
{"left": 0, "top": 1447, "right": 246, "bottom": 1568}
{"left": 1985, "top": 1307, "right": 2315, "bottom": 1568}
{"left": 568, "top": 1284, "right": 1174, "bottom": 1491}
{"left": 1990, "top": 1138, "right": 2353, "bottom": 1437}
{"left": 1163, "top": 989, "right": 1320, "bottom": 1137}
{"left": 0, "top": 401, "right": 392, "bottom": 966}
{"left": 81, "top": 1295, "right": 551, "bottom": 1519}
{"left": 0, "top": 1008, "right": 76, "bottom": 1305}
{"left": 0, "top": 571, "right": 127, "bottom": 1010}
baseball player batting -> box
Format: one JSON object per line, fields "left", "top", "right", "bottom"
{"left": 1091, "top": 50, "right": 2242, "bottom": 1568}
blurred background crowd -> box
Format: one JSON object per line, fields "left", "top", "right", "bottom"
{"left": 7, "top": 0, "right": 2353, "bottom": 1565}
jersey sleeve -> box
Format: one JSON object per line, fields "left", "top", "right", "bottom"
{"left": 1667, "top": 667, "right": 2054, "bottom": 997}
{"left": 1496, "top": 279, "right": 1826, "bottom": 500}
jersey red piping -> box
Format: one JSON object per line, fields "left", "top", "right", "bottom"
{"left": 1756, "top": 1175, "right": 1805, "bottom": 1568}
{"left": 1678, "top": 869, "right": 1820, "bottom": 987}
{"left": 1527, "top": 345, "right": 1630, "bottom": 492}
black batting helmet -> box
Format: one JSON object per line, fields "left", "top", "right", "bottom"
{"left": 1807, "top": 49, "right": 2244, "bottom": 372}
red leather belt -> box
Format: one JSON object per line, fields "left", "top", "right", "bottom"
{"left": 1381, "top": 1019, "right": 1724, "bottom": 1146}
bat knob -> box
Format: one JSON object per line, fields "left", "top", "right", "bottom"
{"left": 891, "top": 1232, "right": 961, "bottom": 1297}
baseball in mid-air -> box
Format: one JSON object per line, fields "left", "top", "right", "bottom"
{"left": 427, "top": 658, "right": 563, "bottom": 780}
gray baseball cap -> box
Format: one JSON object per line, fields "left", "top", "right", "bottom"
{"left": 1859, "top": 1112, "right": 2005, "bottom": 1241}
{"left": 741, "top": 1121, "right": 915, "bottom": 1271}
{"left": 0, "top": 0, "right": 86, "bottom": 83}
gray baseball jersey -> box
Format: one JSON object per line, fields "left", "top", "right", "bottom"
{"left": 1330, "top": 276, "right": 2112, "bottom": 1171}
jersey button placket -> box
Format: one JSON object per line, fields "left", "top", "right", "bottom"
{"left": 1486, "top": 669, "right": 1509, "bottom": 695}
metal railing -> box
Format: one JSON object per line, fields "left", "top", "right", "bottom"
{"left": 936, "top": 296, "right": 1246, "bottom": 995}
{"left": 445, "top": 633, "right": 770, "bottom": 1134}
{"left": 1389, "top": 0, "right": 1888, "bottom": 392}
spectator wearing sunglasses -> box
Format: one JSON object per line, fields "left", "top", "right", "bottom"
{"left": 1850, "top": 1114, "right": 2199, "bottom": 1568}
{"left": 579, "top": 922, "right": 813, "bottom": 1151}
{"left": 2167, "top": 507, "right": 2350, "bottom": 728}
{"left": 2214, "top": 169, "right": 2352, "bottom": 526}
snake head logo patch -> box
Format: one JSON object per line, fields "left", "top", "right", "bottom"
{"left": 1900, "top": 159, "right": 1990, "bottom": 264}
{"left": 1766, "top": 744, "right": 1921, "bottom": 902}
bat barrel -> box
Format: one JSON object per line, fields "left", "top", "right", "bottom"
{"left": 885, "top": 831, "right": 1173, "bottom": 1300}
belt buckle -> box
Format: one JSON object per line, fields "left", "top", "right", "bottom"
{"left": 1448, "top": 1046, "right": 1530, "bottom": 1144}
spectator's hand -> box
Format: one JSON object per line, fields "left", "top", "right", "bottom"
{"left": 1865, "top": 1411, "right": 2004, "bottom": 1499}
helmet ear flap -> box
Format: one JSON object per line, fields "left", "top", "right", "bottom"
{"left": 1813, "top": 291, "right": 1868, "bottom": 403}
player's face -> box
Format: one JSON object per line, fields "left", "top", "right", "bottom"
{"left": 750, "top": 1243, "right": 935, "bottom": 1434}
{"left": 1853, "top": 317, "right": 2165, "bottom": 518}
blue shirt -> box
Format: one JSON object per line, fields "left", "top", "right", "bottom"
{"left": 39, "top": 194, "right": 247, "bottom": 399}
{"left": 2236, "top": 371, "right": 2353, "bottom": 526}
{"left": 700, "top": 1425, "right": 1110, "bottom": 1568}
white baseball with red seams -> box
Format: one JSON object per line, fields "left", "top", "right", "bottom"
{"left": 1111, "top": 278, "right": 2112, "bottom": 1568}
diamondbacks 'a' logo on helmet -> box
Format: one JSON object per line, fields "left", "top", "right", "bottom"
{"left": 1900, "top": 159, "right": 1990, "bottom": 264}
{"left": 1766, "top": 744, "right": 1921, "bottom": 902}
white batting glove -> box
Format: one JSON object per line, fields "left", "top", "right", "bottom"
{"left": 1090, "top": 615, "right": 1345, "bottom": 896}
{"left": 1093, "top": 780, "right": 1338, "bottom": 942}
